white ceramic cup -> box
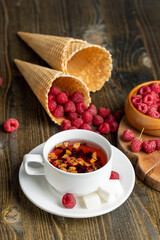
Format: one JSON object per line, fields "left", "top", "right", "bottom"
{"left": 23, "top": 130, "right": 112, "bottom": 196}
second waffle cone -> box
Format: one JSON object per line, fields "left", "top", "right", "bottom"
{"left": 14, "top": 59, "right": 91, "bottom": 125}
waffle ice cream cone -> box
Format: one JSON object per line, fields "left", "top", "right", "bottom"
{"left": 17, "top": 32, "right": 112, "bottom": 92}
{"left": 14, "top": 59, "right": 91, "bottom": 125}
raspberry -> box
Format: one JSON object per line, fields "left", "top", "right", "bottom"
{"left": 76, "top": 102, "right": 86, "bottom": 114}
{"left": 143, "top": 94, "right": 153, "bottom": 106}
{"left": 4, "top": 118, "right": 19, "bottom": 133}
{"left": 82, "top": 111, "right": 93, "bottom": 124}
{"left": 71, "top": 91, "right": 83, "bottom": 104}
{"left": 87, "top": 104, "right": 97, "bottom": 115}
{"left": 158, "top": 104, "right": 160, "bottom": 113}
{"left": 131, "top": 95, "right": 142, "bottom": 107}
{"left": 114, "top": 109, "right": 125, "bottom": 122}
{"left": 61, "top": 120, "right": 72, "bottom": 131}
{"left": 138, "top": 85, "right": 151, "bottom": 96}
{"left": 52, "top": 105, "right": 64, "bottom": 118}
{"left": 48, "top": 95, "right": 55, "bottom": 102}
{"left": 64, "top": 91, "right": 71, "bottom": 98}
{"left": 148, "top": 104, "right": 158, "bottom": 111}
{"left": 93, "top": 115, "right": 104, "bottom": 126}
{"left": 122, "top": 129, "right": 135, "bottom": 142}
{"left": 131, "top": 139, "right": 142, "bottom": 152}
{"left": 80, "top": 123, "right": 92, "bottom": 131}
{"left": 137, "top": 103, "right": 148, "bottom": 114}
{"left": 147, "top": 109, "right": 160, "bottom": 118}
{"left": 109, "top": 171, "right": 119, "bottom": 179}
{"left": 150, "top": 91, "right": 159, "bottom": 103}
{"left": 0, "top": 77, "right": 3, "bottom": 86}
{"left": 56, "top": 92, "right": 68, "bottom": 104}
{"left": 48, "top": 100, "right": 57, "bottom": 112}
{"left": 72, "top": 118, "right": 84, "bottom": 128}
{"left": 105, "top": 114, "right": 116, "bottom": 124}
{"left": 64, "top": 100, "right": 76, "bottom": 113}
{"left": 69, "top": 126, "right": 77, "bottom": 130}
{"left": 67, "top": 112, "right": 79, "bottom": 121}
{"left": 48, "top": 86, "right": 61, "bottom": 95}
{"left": 155, "top": 139, "right": 160, "bottom": 150}
{"left": 109, "top": 122, "right": 119, "bottom": 133}
{"left": 142, "top": 140, "right": 156, "bottom": 153}
{"left": 98, "top": 107, "right": 110, "bottom": 118}
{"left": 98, "top": 123, "right": 110, "bottom": 134}
{"left": 150, "top": 82, "right": 160, "bottom": 93}
{"left": 62, "top": 193, "right": 76, "bottom": 208}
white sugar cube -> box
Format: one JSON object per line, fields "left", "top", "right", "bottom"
{"left": 98, "top": 180, "right": 124, "bottom": 203}
{"left": 83, "top": 192, "right": 101, "bottom": 209}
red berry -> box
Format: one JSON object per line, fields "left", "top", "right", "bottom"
{"left": 87, "top": 104, "right": 97, "bottom": 115}
{"left": 71, "top": 91, "right": 83, "bottom": 104}
{"left": 137, "top": 103, "right": 148, "bottom": 114}
{"left": 98, "top": 107, "right": 110, "bottom": 118}
{"left": 61, "top": 120, "right": 72, "bottom": 131}
{"left": 48, "top": 95, "right": 55, "bottom": 102}
{"left": 131, "top": 139, "right": 142, "bottom": 152}
{"left": 49, "top": 86, "right": 61, "bottom": 95}
{"left": 150, "top": 82, "right": 160, "bottom": 93}
{"left": 150, "top": 91, "right": 159, "bottom": 103}
{"left": 80, "top": 123, "right": 92, "bottom": 131}
{"left": 147, "top": 109, "right": 160, "bottom": 118}
{"left": 76, "top": 102, "right": 86, "bottom": 114}
{"left": 95, "top": 131, "right": 101, "bottom": 134}
{"left": 155, "top": 139, "right": 160, "bottom": 150}
{"left": 131, "top": 95, "right": 142, "bottom": 107}
{"left": 64, "top": 91, "right": 71, "bottom": 98}
{"left": 114, "top": 109, "right": 125, "bottom": 122}
{"left": 138, "top": 85, "right": 151, "bottom": 96}
{"left": 143, "top": 94, "right": 154, "bottom": 106}
{"left": 69, "top": 126, "right": 77, "bottom": 130}
{"left": 62, "top": 193, "right": 76, "bottom": 209}
{"left": 109, "top": 121, "right": 119, "bottom": 132}
{"left": 4, "top": 118, "right": 19, "bottom": 133}
{"left": 93, "top": 115, "right": 104, "bottom": 126}
{"left": 110, "top": 171, "right": 119, "bottom": 179}
{"left": 72, "top": 118, "right": 84, "bottom": 128}
{"left": 67, "top": 112, "right": 79, "bottom": 121}
{"left": 52, "top": 105, "right": 64, "bottom": 118}
{"left": 48, "top": 100, "right": 57, "bottom": 112}
{"left": 82, "top": 111, "right": 93, "bottom": 124}
{"left": 0, "top": 77, "right": 3, "bottom": 86}
{"left": 142, "top": 140, "right": 156, "bottom": 153}
{"left": 148, "top": 104, "right": 158, "bottom": 111}
{"left": 105, "top": 114, "right": 116, "bottom": 124}
{"left": 158, "top": 104, "right": 160, "bottom": 113}
{"left": 64, "top": 100, "right": 76, "bottom": 113}
{"left": 98, "top": 123, "right": 110, "bottom": 134}
{"left": 56, "top": 92, "right": 68, "bottom": 104}
{"left": 122, "top": 129, "right": 135, "bottom": 142}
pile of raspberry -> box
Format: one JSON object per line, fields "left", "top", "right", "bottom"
{"left": 122, "top": 129, "right": 160, "bottom": 153}
{"left": 131, "top": 82, "right": 160, "bottom": 118}
{"left": 48, "top": 86, "right": 125, "bottom": 134}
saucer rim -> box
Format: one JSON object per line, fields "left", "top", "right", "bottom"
{"left": 19, "top": 143, "right": 135, "bottom": 218}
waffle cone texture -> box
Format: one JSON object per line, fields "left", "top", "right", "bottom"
{"left": 14, "top": 59, "right": 91, "bottom": 125}
{"left": 17, "top": 32, "right": 112, "bottom": 92}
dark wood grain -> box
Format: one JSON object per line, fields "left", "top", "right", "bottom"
{"left": 0, "top": 0, "right": 160, "bottom": 239}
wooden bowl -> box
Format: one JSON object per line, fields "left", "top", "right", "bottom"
{"left": 125, "top": 81, "right": 160, "bottom": 137}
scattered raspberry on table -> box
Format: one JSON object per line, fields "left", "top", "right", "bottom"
{"left": 4, "top": 118, "right": 19, "bottom": 133}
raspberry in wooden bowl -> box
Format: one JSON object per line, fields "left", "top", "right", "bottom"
{"left": 125, "top": 81, "right": 160, "bottom": 136}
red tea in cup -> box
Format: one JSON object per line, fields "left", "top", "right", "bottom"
{"left": 48, "top": 140, "right": 108, "bottom": 173}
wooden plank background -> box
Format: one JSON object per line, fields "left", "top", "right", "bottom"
{"left": 0, "top": 0, "right": 160, "bottom": 239}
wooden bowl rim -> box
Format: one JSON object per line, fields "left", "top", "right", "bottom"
{"left": 128, "top": 80, "right": 160, "bottom": 123}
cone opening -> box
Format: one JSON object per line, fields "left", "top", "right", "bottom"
{"left": 51, "top": 76, "right": 90, "bottom": 107}
{"left": 67, "top": 46, "right": 112, "bottom": 92}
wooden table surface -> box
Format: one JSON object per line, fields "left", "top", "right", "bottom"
{"left": 0, "top": 0, "right": 160, "bottom": 239}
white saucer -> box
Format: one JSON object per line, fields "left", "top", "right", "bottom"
{"left": 19, "top": 143, "right": 135, "bottom": 218}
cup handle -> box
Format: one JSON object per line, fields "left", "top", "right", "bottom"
{"left": 23, "top": 154, "right": 45, "bottom": 175}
